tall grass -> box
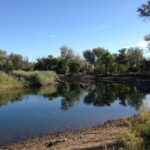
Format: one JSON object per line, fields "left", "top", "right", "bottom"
{"left": 0, "top": 71, "right": 57, "bottom": 90}
{"left": 12, "top": 70, "right": 57, "bottom": 86}
{"left": 120, "top": 109, "right": 150, "bottom": 150}
{"left": 0, "top": 71, "right": 25, "bottom": 88}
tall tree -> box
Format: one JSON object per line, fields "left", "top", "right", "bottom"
{"left": 9, "top": 53, "right": 30, "bottom": 70}
{"left": 126, "top": 47, "right": 144, "bottom": 72}
{"left": 138, "top": 1, "right": 150, "bottom": 50}
{"left": 83, "top": 50, "right": 95, "bottom": 65}
{"left": 93, "top": 47, "right": 115, "bottom": 74}
{"left": 60, "top": 45, "right": 74, "bottom": 75}
{"left": 138, "top": 1, "right": 150, "bottom": 17}
{"left": 117, "top": 48, "right": 128, "bottom": 73}
{"left": 144, "top": 34, "right": 150, "bottom": 50}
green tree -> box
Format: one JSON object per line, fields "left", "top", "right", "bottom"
{"left": 138, "top": 1, "right": 150, "bottom": 50}
{"left": 9, "top": 53, "right": 30, "bottom": 70}
{"left": 93, "top": 48, "right": 116, "bottom": 74}
{"left": 69, "top": 56, "right": 83, "bottom": 74}
{"left": 144, "top": 34, "right": 150, "bottom": 50}
{"left": 60, "top": 45, "right": 74, "bottom": 75}
{"left": 117, "top": 48, "right": 128, "bottom": 73}
{"left": 138, "top": 1, "right": 150, "bottom": 17}
{"left": 83, "top": 50, "right": 95, "bottom": 65}
{"left": 0, "top": 50, "right": 7, "bottom": 71}
{"left": 0, "top": 50, "right": 14, "bottom": 71}
{"left": 126, "top": 47, "right": 144, "bottom": 72}
{"left": 93, "top": 47, "right": 107, "bottom": 74}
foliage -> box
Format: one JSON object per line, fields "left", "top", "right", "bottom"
{"left": 0, "top": 50, "right": 32, "bottom": 72}
{"left": 83, "top": 49, "right": 95, "bottom": 65}
{"left": 0, "top": 45, "right": 149, "bottom": 75}
{"left": 12, "top": 70, "right": 57, "bottom": 86}
{"left": 0, "top": 71, "right": 25, "bottom": 88}
{"left": 126, "top": 47, "right": 144, "bottom": 72}
{"left": 0, "top": 89, "right": 30, "bottom": 107}
{"left": 138, "top": 1, "right": 150, "bottom": 18}
{"left": 138, "top": 1, "right": 150, "bottom": 50}
{"left": 121, "top": 109, "right": 150, "bottom": 150}
{"left": 144, "top": 34, "right": 150, "bottom": 50}
{"left": 84, "top": 83, "right": 144, "bottom": 109}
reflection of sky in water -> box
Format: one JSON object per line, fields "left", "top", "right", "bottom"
{"left": 143, "top": 95, "right": 150, "bottom": 110}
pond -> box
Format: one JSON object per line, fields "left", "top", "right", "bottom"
{"left": 0, "top": 82, "right": 149, "bottom": 145}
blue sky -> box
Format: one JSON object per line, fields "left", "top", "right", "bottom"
{"left": 0, "top": 0, "right": 150, "bottom": 61}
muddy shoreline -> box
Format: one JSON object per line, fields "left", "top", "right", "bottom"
{"left": 0, "top": 119, "right": 127, "bottom": 150}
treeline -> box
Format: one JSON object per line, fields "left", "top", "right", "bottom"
{"left": 0, "top": 46, "right": 150, "bottom": 75}
{"left": 0, "top": 50, "right": 32, "bottom": 71}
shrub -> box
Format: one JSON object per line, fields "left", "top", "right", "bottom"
{"left": 120, "top": 109, "right": 150, "bottom": 150}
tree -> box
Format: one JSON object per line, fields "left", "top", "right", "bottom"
{"left": 126, "top": 47, "right": 144, "bottom": 72}
{"left": 144, "top": 34, "right": 150, "bottom": 50}
{"left": 143, "top": 58, "right": 150, "bottom": 71}
{"left": 138, "top": 1, "right": 150, "bottom": 17}
{"left": 69, "top": 60, "right": 81, "bottom": 74}
{"left": 0, "top": 50, "right": 14, "bottom": 71}
{"left": 83, "top": 50, "right": 95, "bottom": 65}
{"left": 9, "top": 53, "right": 31, "bottom": 70}
{"left": 117, "top": 48, "right": 128, "bottom": 73}
{"left": 0, "top": 50, "right": 7, "bottom": 56}
{"left": 0, "top": 50, "right": 7, "bottom": 71}
{"left": 69, "top": 56, "right": 83, "bottom": 74}
{"left": 138, "top": 1, "right": 150, "bottom": 50}
{"left": 93, "top": 48, "right": 115, "bottom": 74}
{"left": 60, "top": 45, "right": 74, "bottom": 75}
{"left": 34, "top": 56, "right": 59, "bottom": 71}
{"left": 60, "top": 45, "right": 74, "bottom": 60}
{"left": 93, "top": 47, "right": 107, "bottom": 74}
{"left": 56, "top": 59, "right": 68, "bottom": 74}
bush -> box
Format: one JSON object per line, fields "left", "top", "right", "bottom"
{"left": 121, "top": 109, "right": 150, "bottom": 150}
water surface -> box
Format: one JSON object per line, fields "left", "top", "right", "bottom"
{"left": 0, "top": 82, "right": 149, "bottom": 145}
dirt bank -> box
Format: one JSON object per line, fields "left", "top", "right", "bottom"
{"left": 0, "top": 119, "right": 127, "bottom": 150}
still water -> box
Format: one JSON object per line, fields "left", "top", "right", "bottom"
{"left": 0, "top": 82, "right": 149, "bottom": 145}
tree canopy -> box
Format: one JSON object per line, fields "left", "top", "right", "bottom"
{"left": 138, "top": 1, "right": 150, "bottom": 18}
{"left": 0, "top": 45, "right": 149, "bottom": 75}
{"left": 138, "top": 1, "right": 150, "bottom": 50}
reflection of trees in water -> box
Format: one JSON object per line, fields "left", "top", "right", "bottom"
{"left": 84, "top": 83, "right": 146, "bottom": 110}
{"left": 59, "top": 83, "right": 85, "bottom": 111}
{"left": 126, "top": 87, "right": 145, "bottom": 110}
{"left": 0, "top": 90, "right": 30, "bottom": 107}
{"left": 0, "top": 82, "right": 147, "bottom": 111}
{"left": 33, "top": 82, "right": 86, "bottom": 111}
{"left": 43, "top": 82, "right": 146, "bottom": 111}
{"left": 84, "top": 84, "right": 118, "bottom": 106}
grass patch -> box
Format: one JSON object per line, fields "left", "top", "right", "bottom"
{"left": 120, "top": 109, "right": 150, "bottom": 150}
{"left": 0, "top": 71, "right": 57, "bottom": 90}
{"left": 12, "top": 70, "right": 57, "bottom": 86}
{"left": 0, "top": 71, "right": 25, "bottom": 89}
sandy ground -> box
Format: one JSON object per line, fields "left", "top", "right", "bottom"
{"left": 0, "top": 119, "right": 127, "bottom": 150}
